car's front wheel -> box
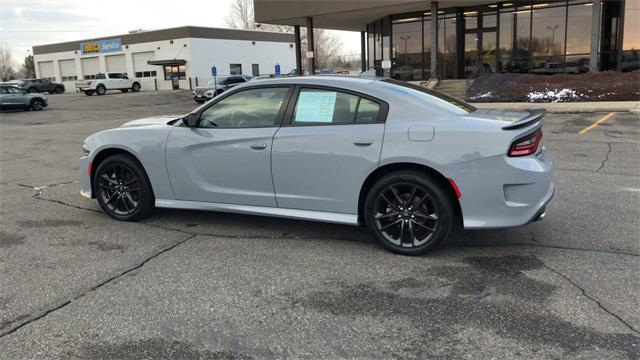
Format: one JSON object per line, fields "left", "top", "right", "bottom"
{"left": 96, "top": 85, "right": 106, "bottom": 95}
{"left": 30, "top": 99, "right": 45, "bottom": 111}
{"left": 54, "top": 86, "right": 64, "bottom": 94}
{"left": 131, "top": 82, "right": 141, "bottom": 92}
{"left": 94, "top": 154, "right": 154, "bottom": 221}
{"left": 364, "top": 171, "right": 454, "bottom": 255}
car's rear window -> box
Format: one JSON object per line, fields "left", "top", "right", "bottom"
{"left": 381, "top": 79, "right": 477, "bottom": 113}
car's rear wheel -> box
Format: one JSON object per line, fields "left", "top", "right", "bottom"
{"left": 93, "top": 154, "right": 154, "bottom": 221}
{"left": 96, "top": 85, "right": 106, "bottom": 95}
{"left": 364, "top": 171, "right": 454, "bottom": 255}
{"left": 84, "top": 90, "right": 94, "bottom": 96}
{"left": 30, "top": 99, "right": 45, "bottom": 111}
{"left": 54, "top": 86, "right": 64, "bottom": 94}
{"left": 28, "top": 87, "right": 37, "bottom": 93}
{"left": 120, "top": 89, "right": 129, "bottom": 93}
{"left": 131, "top": 82, "right": 141, "bottom": 92}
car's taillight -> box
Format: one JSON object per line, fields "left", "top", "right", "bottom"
{"left": 508, "top": 128, "right": 543, "bottom": 157}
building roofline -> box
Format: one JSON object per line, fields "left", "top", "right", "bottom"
{"left": 32, "top": 26, "right": 295, "bottom": 55}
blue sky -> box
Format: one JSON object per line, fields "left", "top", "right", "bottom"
{"left": 1, "top": 0, "right": 360, "bottom": 65}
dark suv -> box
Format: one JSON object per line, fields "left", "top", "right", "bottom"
{"left": 18, "top": 79, "right": 65, "bottom": 94}
{"left": 192, "top": 75, "right": 251, "bottom": 103}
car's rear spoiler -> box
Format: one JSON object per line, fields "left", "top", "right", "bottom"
{"left": 502, "top": 109, "right": 545, "bottom": 130}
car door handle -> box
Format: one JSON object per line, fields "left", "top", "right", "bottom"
{"left": 250, "top": 143, "right": 267, "bottom": 150}
{"left": 353, "top": 139, "right": 374, "bottom": 146}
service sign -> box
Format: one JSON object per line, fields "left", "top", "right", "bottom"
{"left": 80, "top": 38, "right": 122, "bottom": 54}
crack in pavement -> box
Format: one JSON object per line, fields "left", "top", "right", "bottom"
{"left": 597, "top": 142, "right": 613, "bottom": 173}
{"left": 539, "top": 260, "right": 640, "bottom": 335}
{"left": 0, "top": 233, "right": 197, "bottom": 339}
{"left": 529, "top": 232, "right": 640, "bottom": 335}
{"left": 3, "top": 183, "right": 638, "bottom": 339}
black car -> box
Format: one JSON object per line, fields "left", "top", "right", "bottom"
{"left": 18, "top": 79, "right": 65, "bottom": 94}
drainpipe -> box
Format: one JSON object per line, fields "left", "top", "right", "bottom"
{"left": 294, "top": 25, "right": 303, "bottom": 76}
{"left": 306, "top": 17, "right": 316, "bottom": 74}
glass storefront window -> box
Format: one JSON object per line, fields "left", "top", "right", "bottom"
{"left": 531, "top": 4, "right": 566, "bottom": 58}
{"left": 392, "top": 17, "right": 424, "bottom": 81}
{"left": 439, "top": 15, "right": 457, "bottom": 79}
{"left": 623, "top": 0, "right": 640, "bottom": 72}
{"left": 423, "top": 18, "right": 432, "bottom": 77}
{"left": 566, "top": 2, "right": 593, "bottom": 55}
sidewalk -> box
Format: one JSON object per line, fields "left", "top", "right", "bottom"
{"left": 470, "top": 101, "right": 640, "bottom": 114}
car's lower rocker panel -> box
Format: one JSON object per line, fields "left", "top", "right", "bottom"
{"left": 155, "top": 199, "right": 359, "bottom": 225}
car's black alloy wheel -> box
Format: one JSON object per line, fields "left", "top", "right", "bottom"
{"left": 55, "top": 86, "right": 64, "bottom": 94}
{"left": 30, "top": 99, "right": 44, "bottom": 111}
{"left": 365, "top": 171, "right": 454, "bottom": 255}
{"left": 94, "top": 154, "right": 154, "bottom": 221}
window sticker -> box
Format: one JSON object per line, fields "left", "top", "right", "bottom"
{"left": 295, "top": 91, "right": 337, "bottom": 123}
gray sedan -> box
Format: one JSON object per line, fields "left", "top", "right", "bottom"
{"left": 80, "top": 76, "right": 554, "bottom": 255}
{"left": 0, "top": 85, "right": 48, "bottom": 111}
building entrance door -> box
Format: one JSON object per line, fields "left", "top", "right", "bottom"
{"left": 462, "top": 12, "right": 497, "bottom": 79}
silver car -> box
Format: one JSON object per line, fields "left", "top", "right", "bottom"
{"left": 80, "top": 76, "right": 554, "bottom": 255}
{"left": 0, "top": 85, "right": 48, "bottom": 111}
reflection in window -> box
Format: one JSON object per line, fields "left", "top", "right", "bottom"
{"left": 199, "top": 88, "right": 288, "bottom": 128}
{"left": 392, "top": 17, "right": 424, "bottom": 81}
{"left": 438, "top": 15, "right": 457, "bottom": 79}
{"left": 567, "top": 3, "right": 592, "bottom": 55}
{"left": 531, "top": 5, "right": 566, "bottom": 58}
{"left": 623, "top": 0, "right": 640, "bottom": 72}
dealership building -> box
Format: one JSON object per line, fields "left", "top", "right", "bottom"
{"left": 32, "top": 26, "right": 296, "bottom": 91}
{"left": 255, "top": 0, "right": 639, "bottom": 80}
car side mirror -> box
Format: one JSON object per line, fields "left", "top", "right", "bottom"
{"left": 182, "top": 113, "right": 199, "bottom": 127}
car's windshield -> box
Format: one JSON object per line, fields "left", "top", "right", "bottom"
{"left": 380, "top": 79, "right": 476, "bottom": 113}
{"left": 206, "top": 77, "right": 229, "bottom": 86}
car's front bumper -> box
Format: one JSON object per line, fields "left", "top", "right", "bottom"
{"left": 79, "top": 155, "right": 92, "bottom": 198}
{"left": 444, "top": 147, "right": 555, "bottom": 229}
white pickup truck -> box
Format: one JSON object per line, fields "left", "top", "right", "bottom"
{"left": 76, "top": 72, "right": 141, "bottom": 96}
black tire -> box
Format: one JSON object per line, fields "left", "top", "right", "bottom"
{"left": 120, "top": 89, "right": 129, "bottom": 93}
{"left": 364, "top": 171, "right": 454, "bottom": 255}
{"left": 96, "top": 85, "right": 106, "bottom": 95}
{"left": 131, "top": 82, "right": 141, "bottom": 92}
{"left": 28, "top": 87, "right": 37, "bottom": 93}
{"left": 54, "top": 86, "right": 64, "bottom": 94}
{"left": 84, "top": 90, "right": 94, "bottom": 96}
{"left": 93, "top": 154, "right": 154, "bottom": 221}
{"left": 30, "top": 98, "right": 45, "bottom": 111}
{"left": 48, "top": 91, "right": 55, "bottom": 95}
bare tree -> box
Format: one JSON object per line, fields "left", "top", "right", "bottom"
{"left": 21, "top": 55, "right": 36, "bottom": 79}
{"left": 0, "top": 45, "right": 17, "bottom": 82}
{"left": 225, "top": 0, "right": 344, "bottom": 71}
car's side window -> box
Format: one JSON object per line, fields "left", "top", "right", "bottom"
{"left": 355, "top": 98, "right": 381, "bottom": 123}
{"left": 0, "top": 87, "right": 7, "bottom": 94}
{"left": 292, "top": 88, "right": 382, "bottom": 125}
{"left": 292, "top": 89, "right": 359, "bottom": 125}
{"left": 199, "top": 87, "right": 289, "bottom": 128}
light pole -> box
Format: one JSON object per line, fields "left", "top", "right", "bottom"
{"left": 400, "top": 36, "right": 410, "bottom": 65}
{"left": 546, "top": 25, "right": 558, "bottom": 53}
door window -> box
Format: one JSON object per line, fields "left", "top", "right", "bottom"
{"left": 199, "top": 87, "right": 289, "bottom": 128}
{"left": 292, "top": 89, "right": 382, "bottom": 125}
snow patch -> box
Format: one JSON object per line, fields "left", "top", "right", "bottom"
{"left": 527, "top": 88, "right": 583, "bottom": 102}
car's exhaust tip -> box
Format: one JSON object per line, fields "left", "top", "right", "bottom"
{"left": 533, "top": 208, "right": 546, "bottom": 222}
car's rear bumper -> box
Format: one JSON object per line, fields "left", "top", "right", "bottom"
{"left": 443, "top": 147, "right": 555, "bottom": 229}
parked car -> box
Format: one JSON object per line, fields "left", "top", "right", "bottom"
{"left": 532, "top": 62, "right": 586, "bottom": 75}
{"left": 192, "top": 75, "right": 251, "bottom": 103}
{"left": 17, "top": 79, "right": 65, "bottom": 94}
{"left": 0, "top": 85, "right": 48, "bottom": 111}
{"left": 80, "top": 76, "right": 554, "bottom": 255}
{"left": 76, "top": 72, "right": 141, "bottom": 96}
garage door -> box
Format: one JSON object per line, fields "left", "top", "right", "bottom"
{"left": 105, "top": 54, "right": 126, "bottom": 73}
{"left": 38, "top": 61, "right": 54, "bottom": 81}
{"left": 133, "top": 52, "right": 155, "bottom": 73}
{"left": 59, "top": 59, "right": 76, "bottom": 81}
{"left": 81, "top": 57, "right": 100, "bottom": 79}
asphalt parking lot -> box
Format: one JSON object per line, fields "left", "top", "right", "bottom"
{"left": 0, "top": 91, "right": 638, "bottom": 359}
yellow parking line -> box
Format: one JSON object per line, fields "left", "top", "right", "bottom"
{"left": 579, "top": 112, "right": 615, "bottom": 134}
